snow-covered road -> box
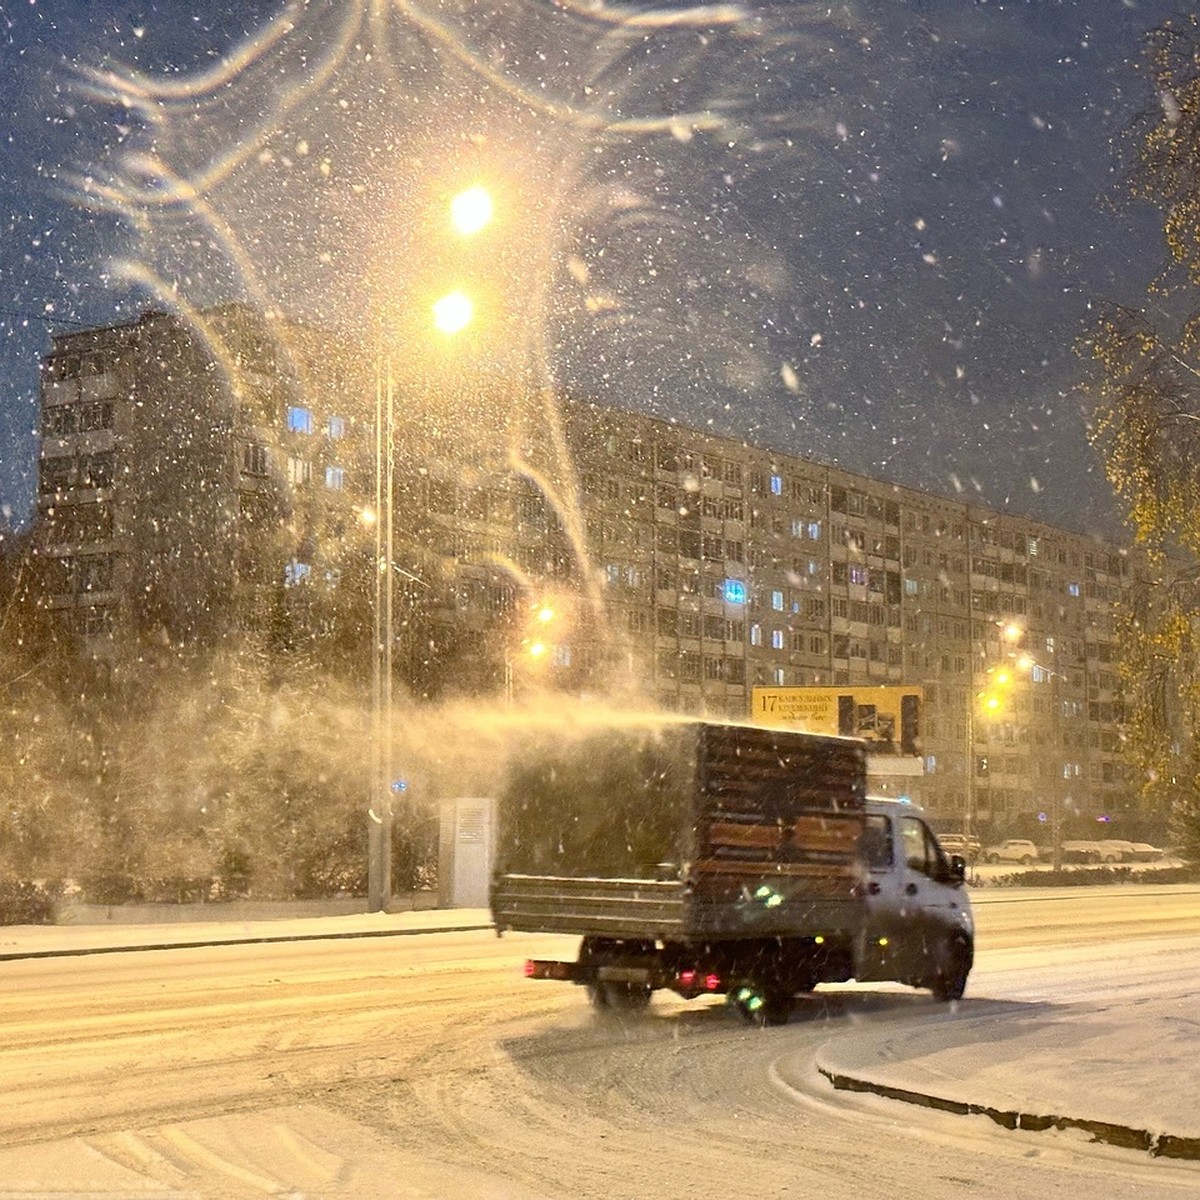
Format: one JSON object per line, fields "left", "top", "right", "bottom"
{"left": 0, "top": 886, "right": 1197, "bottom": 1197}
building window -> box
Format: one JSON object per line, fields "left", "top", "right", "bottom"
{"left": 850, "top": 564, "right": 868, "bottom": 586}
{"left": 78, "top": 402, "right": 114, "bottom": 432}
{"left": 287, "top": 406, "right": 313, "bottom": 433}
{"left": 81, "top": 453, "right": 114, "bottom": 489}
{"left": 806, "top": 521, "right": 822, "bottom": 540}
{"left": 82, "top": 605, "right": 114, "bottom": 637}
{"left": 286, "top": 457, "right": 312, "bottom": 486}
{"left": 43, "top": 406, "right": 77, "bottom": 437}
{"left": 771, "top": 589, "right": 784, "bottom": 611}
{"left": 771, "top": 629, "right": 785, "bottom": 650}
{"left": 325, "top": 465, "right": 345, "bottom": 490}
{"left": 40, "top": 457, "right": 73, "bottom": 492}
{"left": 770, "top": 474, "right": 783, "bottom": 495}
{"left": 723, "top": 579, "right": 746, "bottom": 604}
{"left": 750, "top": 623, "right": 763, "bottom": 647}
{"left": 327, "top": 415, "right": 347, "bottom": 438}
{"left": 243, "top": 443, "right": 269, "bottom": 475}
{"left": 285, "top": 560, "right": 312, "bottom": 587}
{"left": 78, "top": 555, "right": 114, "bottom": 593}
{"left": 1067, "top": 582, "right": 1081, "bottom": 597}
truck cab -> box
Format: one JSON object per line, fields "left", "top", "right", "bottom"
{"left": 856, "top": 797, "right": 974, "bottom": 1001}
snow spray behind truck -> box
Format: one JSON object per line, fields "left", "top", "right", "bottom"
{"left": 491, "top": 720, "right": 973, "bottom": 1023}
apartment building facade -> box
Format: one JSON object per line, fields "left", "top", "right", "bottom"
{"left": 34, "top": 308, "right": 1141, "bottom": 841}
{"left": 34, "top": 304, "right": 372, "bottom": 656}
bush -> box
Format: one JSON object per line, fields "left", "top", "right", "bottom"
{"left": 0, "top": 879, "right": 63, "bottom": 925}
{"left": 979, "top": 863, "right": 1200, "bottom": 888}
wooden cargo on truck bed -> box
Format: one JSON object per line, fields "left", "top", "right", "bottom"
{"left": 491, "top": 720, "right": 867, "bottom": 942}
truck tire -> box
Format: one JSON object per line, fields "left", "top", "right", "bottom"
{"left": 589, "top": 981, "right": 652, "bottom": 1013}
{"left": 929, "top": 934, "right": 972, "bottom": 1002}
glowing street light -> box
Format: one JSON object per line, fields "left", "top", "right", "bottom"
{"left": 432, "top": 289, "right": 474, "bottom": 335}
{"left": 450, "top": 184, "right": 494, "bottom": 237}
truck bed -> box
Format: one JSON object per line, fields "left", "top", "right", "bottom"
{"left": 491, "top": 720, "right": 867, "bottom": 942}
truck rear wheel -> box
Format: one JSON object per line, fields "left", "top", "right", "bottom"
{"left": 588, "top": 981, "right": 652, "bottom": 1012}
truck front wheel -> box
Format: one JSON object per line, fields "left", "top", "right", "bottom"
{"left": 929, "top": 934, "right": 972, "bottom": 1002}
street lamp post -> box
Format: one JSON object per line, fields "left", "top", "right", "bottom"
{"left": 368, "top": 355, "right": 396, "bottom": 913}
{"left": 367, "top": 183, "right": 493, "bottom": 910}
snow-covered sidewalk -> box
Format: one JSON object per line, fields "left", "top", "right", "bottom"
{"left": 810, "top": 973, "right": 1200, "bottom": 1158}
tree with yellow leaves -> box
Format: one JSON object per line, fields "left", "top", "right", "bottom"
{"left": 1084, "top": 15, "right": 1200, "bottom": 862}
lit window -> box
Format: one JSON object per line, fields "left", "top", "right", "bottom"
{"left": 925, "top": 755, "right": 937, "bottom": 774}
{"left": 905, "top": 578, "right": 919, "bottom": 595}
{"left": 286, "top": 457, "right": 312, "bottom": 486}
{"left": 773, "top": 666, "right": 786, "bottom": 685}
{"left": 807, "top": 521, "right": 822, "bottom": 540}
{"left": 287, "top": 406, "right": 313, "bottom": 433}
{"left": 771, "top": 589, "right": 784, "bottom": 611}
{"left": 325, "top": 465, "right": 345, "bottom": 490}
{"left": 770, "top": 474, "right": 783, "bottom": 495}
{"left": 553, "top": 644, "right": 572, "bottom": 667}
{"left": 750, "top": 623, "right": 763, "bottom": 647}
{"left": 327, "top": 415, "right": 346, "bottom": 438}
{"left": 723, "top": 579, "right": 746, "bottom": 604}
{"left": 285, "top": 561, "right": 312, "bottom": 587}
{"left": 1067, "top": 582, "right": 1081, "bottom": 597}
{"left": 850, "top": 565, "right": 868, "bottom": 586}
{"left": 771, "top": 629, "right": 785, "bottom": 650}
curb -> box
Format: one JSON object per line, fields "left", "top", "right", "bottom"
{"left": 0, "top": 921, "right": 495, "bottom": 963}
{"left": 817, "top": 1064, "right": 1200, "bottom": 1161}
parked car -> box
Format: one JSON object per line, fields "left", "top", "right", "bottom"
{"left": 982, "top": 838, "right": 1039, "bottom": 865}
{"left": 937, "top": 832, "right": 981, "bottom": 863}
{"left": 1060, "top": 839, "right": 1102, "bottom": 864}
{"left": 1091, "top": 839, "right": 1137, "bottom": 863}
{"left": 1126, "top": 843, "right": 1164, "bottom": 863}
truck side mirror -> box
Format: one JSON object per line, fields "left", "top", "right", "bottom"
{"left": 947, "top": 854, "right": 967, "bottom": 885}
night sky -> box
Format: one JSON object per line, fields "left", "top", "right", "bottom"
{"left": 0, "top": 0, "right": 1191, "bottom": 540}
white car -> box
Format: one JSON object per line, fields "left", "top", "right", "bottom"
{"left": 982, "top": 838, "right": 1039, "bottom": 865}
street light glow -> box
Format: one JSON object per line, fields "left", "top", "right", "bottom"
{"left": 535, "top": 604, "right": 555, "bottom": 624}
{"left": 450, "top": 185, "right": 493, "bottom": 236}
{"left": 432, "top": 289, "right": 474, "bottom": 335}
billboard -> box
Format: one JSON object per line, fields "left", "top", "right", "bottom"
{"left": 750, "top": 686, "right": 923, "bottom": 757}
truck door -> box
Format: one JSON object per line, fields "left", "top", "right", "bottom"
{"left": 860, "top": 812, "right": 964, "bottom": 984}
